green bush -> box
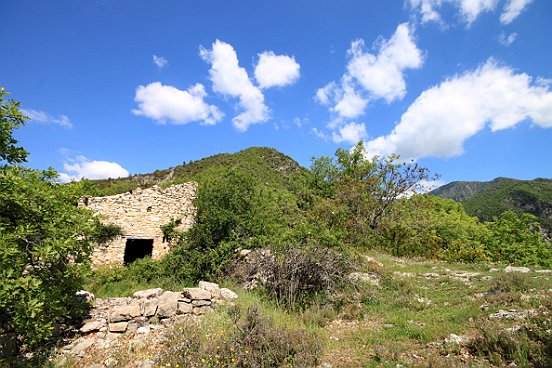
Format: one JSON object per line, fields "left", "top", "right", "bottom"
{"left": 485, "top": 211, "right": 552, "bottom": 267}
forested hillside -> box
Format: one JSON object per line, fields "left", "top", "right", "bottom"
{"left": 432, "top": 177, "right": 552, "bottom": 233}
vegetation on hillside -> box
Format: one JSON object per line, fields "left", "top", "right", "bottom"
{"left": 432, "top": 177, "right": 552, "bottom": 235}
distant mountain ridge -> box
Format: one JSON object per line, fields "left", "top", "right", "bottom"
{"left": 431, "top": 177, "right": 552, "bottom": 234}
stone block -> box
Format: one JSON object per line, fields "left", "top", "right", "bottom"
{"left": 110, "top": 304, "right": 141, "bottom": 322}
{"left": 157, "top": 291, "right": 180, "bottom": 318}
{"left": 192, "top": 306, "right": 211, "bottom": 315}
{"left": 177, "top": 302, "right": 193, "bottom": 314}
{"left": 109, "top": 322, "right": 128, "bottom": 333}
{"left": 133, "top": 288, "right": 163, "bottom": 299}
{"left": 143, "top": 299, "right": 158, "bottom": 317}
{"left": 80, "top": 319, "right": 106, "bottom": 333}
{"left": 198, "top": 281, "right": 220, "bottom": 291}
{"left": 192, "top": 299, "right": 211, "bottom": 307}
{"left": 183, "top": 287, "right": 211, "bottom": 300}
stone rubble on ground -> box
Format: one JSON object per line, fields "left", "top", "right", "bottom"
{"left": 504, "top": 266, "right": 531, "bottom": 273}
{"left": 489, "top": 309, "right": 537, "bottom": 320}
{"left": 348, "top": 272, "right": 381, "bottom": 286}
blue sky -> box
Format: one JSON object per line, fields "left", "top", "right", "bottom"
{"left": 1, "top": 0, "right": 551, "bottom": 186}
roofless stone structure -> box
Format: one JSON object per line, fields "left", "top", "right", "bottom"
{"left": 79, "top": 183, "right": 197, "bottom": 265}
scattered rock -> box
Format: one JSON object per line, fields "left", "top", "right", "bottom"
{"left": 76, "top": 290, "right": 96, "bottom": 303}
{"left": 489, "top": 309, "right": 536, "bottom": 320}
{"left": 365, "top": 256, "right": 383, "bottom": 267}
{"left": 348, "top": 272, "right": 381, "bottom": 286}
{"left": 393, "top": 272, "right": 415, "bottom": 278}
{"left": 535, "top": 269, "right": 552, "bottom": 273}
{"left": 504, "top": 266, "right": 531, "bottom": 273}
{"left": 72, "top": 337, "right": 96, "bottom": 356}
{"left": 444, "top": 334, "right": 470, "bottom": 345}
{"left": 104, "top": 357, "right": 118, "bottom": 368}
{"left": 422, "top": 272, "right": 440, "bottom": 279}
{"left": 220, "top": 288, "right": 238, "bottom": 301}
{"left": 136, "top": 326, "right": 150, "bottom": 334}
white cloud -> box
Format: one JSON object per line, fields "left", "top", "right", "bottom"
{"left": 409, "top": 0, "right": 512, "bottom": 26}
{"left": 132, "top": 82, "right": 223, "bottom": 125}
{"left": 500, "top": 0, "right": 533, "bottom": 24}
{"left": 254, "top": 51, "right": 300, "bottom": 89}
{"left": 21, "top": 109, "right": 73, "bottom": 128}
{"left": 152, "top": 55, "right": 168, "bottom": 69}
{"left": 498, "top": 31, "right": 517, "bottom": 46}
{"left": 59, "top": 156, "right": 129, "bottom": 182}
{"left": 333, "top": 77, "right": 368, "bottom": 119}
{"left": 458, "top": 0, "right": 498, "bottom": 25}
{"left": 200, "top": 40, "right": 269, "bottom": 132}
{"left": 347, "top": 23, "right": 423, "bottom": 102}
{"left": 316, "top": 23, "right": 423, "bottom": 122}
{"left": 315, "top": 82, "right": 337, "bottom": 105}
{"left": 364, "top": 59, "right": 552, "bottom": 160}
{"left": 331, "top": 122, "right": 367, "bottom": 144}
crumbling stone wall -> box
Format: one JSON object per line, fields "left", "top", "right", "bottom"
{"left": 80, "top": 183, "right": 197, "bottom": 264}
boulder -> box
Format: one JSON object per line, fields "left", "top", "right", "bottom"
{"left": 133, "top": 288, "right": 163, "bottom": 299}
{"left": 157, "top": 291, "right": 180, "bottom": 318}
{"left": 75, "top": 290, "right": 96, "bottom": 303}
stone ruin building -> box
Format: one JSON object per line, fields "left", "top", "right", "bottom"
{"left": 79, "top": 183, "right": 197, "bottom": 265}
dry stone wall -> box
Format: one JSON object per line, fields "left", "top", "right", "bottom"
{"left": 78, "top": 282, "right": 238, "bottom": 335}
{"left": 80, "top": 183, "right": 197, "bottom": 264}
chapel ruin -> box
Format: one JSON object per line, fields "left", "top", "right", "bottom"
{"left": 79, "top": 183, "right": 197, "bottom": 265}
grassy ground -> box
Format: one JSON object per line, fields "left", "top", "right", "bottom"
{"left": 51, "top": 250, "right": 551, "bottom": 368}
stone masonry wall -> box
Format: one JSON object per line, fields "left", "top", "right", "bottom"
{"left": 81, "top": 183, "right": 197, "bottom": 264}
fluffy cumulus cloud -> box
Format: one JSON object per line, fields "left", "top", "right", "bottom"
{"left": 331, "top": 122, "right": 367, "bottom": 144}
{"left": 364, "top": 60, "right": 552, "bottom": 160}
{"left": 409, "top": 0, "right": 532, "bottom": 25}
{"left": 132, "top": 82, "right": 223, "bottom": 125}
{"left": 347, "top": 24, "right": 424, "bottom": 102}
{"left": 316, "top": 23, "right": 422, "bottom": 122}
{"left": 21, "top": 109, "right": 72, "bottom": 128}
{"left": 500, "top": 0, "right": 533, "bottom": 24}
{"left": 200, "top": 40, "right": 269, "bottom": 132}
{"left": 254, "top": 51, "right": 300, "bottom": 89}
{"left": 59, "top": 156, "right": 129, "bottom": 182}
{"left": 152, "top": 55, "right": 168, "bottom": 69}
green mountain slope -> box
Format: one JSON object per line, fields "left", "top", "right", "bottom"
{"left": 86, "top": 146, "right": 312, "bottom": 197}
{"left": 431, "top": 177, "right": 552, "bottom": 233}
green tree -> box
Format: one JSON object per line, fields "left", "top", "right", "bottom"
{"left": 310, "top": 142, "right": 434, "bottom": 246}
{"left": 0, "top": 87, "right": 28, "bottom": 165}
{"left": 0, "top": 88, "right": 107, "bottom": 347}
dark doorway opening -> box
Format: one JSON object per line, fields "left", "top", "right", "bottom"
{"left": 124, "top": 238, "right": 153, "bottom": 264}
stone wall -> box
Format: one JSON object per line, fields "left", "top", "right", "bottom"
{"left": 80, "top": 183, "right": 197, "bottom": 264}
{"left": 78, "top": 282, "right": 238, "bottom": 335}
